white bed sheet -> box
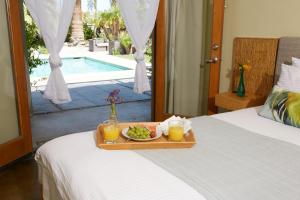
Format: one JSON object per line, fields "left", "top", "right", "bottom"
{"left": 37, "top": 107, "right": 300, "bottom": 200}
{"left": 212, "top": 106, "right": 300, "bottom": 147}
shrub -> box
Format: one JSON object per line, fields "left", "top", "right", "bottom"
{"left": 24, "top": 7, "right": 45, "bottom": 74}
{"left": 119, "top": 32, "right": 132, "bottom": 54}
{"left": 112, "top": 48, "right": 121, "bottom": 55}
{"left": 145, "top": 39, "right": 152, "bottom": 63}
{"left": 83, "top": 22, "right": 94, "bottom": 40}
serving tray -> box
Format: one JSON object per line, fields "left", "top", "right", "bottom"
{"left": 96, "top": 122, "right": 196, "bottom": 150}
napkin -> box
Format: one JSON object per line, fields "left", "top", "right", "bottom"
{"left": 156, "top": 115, "right": 192, "bottom": 135}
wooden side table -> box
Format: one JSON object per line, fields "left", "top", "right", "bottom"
{"left": 215, "top": 92, "right": 267, "bottom": 111}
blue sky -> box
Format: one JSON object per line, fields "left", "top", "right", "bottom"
{"left": 81, "top": 0, "right": 112, "bottom": 12}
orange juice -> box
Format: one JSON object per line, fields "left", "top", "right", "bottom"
{"left": 168, "top": 126, "right": 184, "bottom": 141}
{"left": 103, "top": 125, "right": 119, "bottom": 142}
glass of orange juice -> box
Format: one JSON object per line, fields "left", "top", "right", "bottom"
{"left": 102, "top": 120, "right": 119, "bottom": 143}
{"left": 168, "top": 120, "right": 184, "bottom": 142}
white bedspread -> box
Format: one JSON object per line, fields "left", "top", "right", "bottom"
{"left": 36, "top": 107, "right": 300, "bottom": 200}
{"left": 36, "top": 132, "right": 205, "bottom": 200}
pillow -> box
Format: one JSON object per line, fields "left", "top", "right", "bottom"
{"left": 277, "top": 63, "right": 300, "bottom": 92}
{"left": 292, "top": 57, "right": 300, "bottom": 67}
{"left": 259, "top": 85, "right": 300, "bottom": 128}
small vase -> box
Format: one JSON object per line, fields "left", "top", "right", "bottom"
{"left": 109, "top": 103, "right": 118, "bottom": 121}
{"left": 236, "top": 69, "right": 245, "bottom": 97}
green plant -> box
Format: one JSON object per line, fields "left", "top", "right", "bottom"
{"left": 24, "top": 7, "right": 45, "bottom": 74}
{"left": 37, "top": 46, "right": 48, "bottom": 54}
{"left": 119, "top": 32, "right": 132, "bottom": 54}
{"left": 97, "top": 5, "right": 125, "bottom": 41}
{"left": 145, "top": 39, "right": 152, "bottom": 63}
{"left": 87, "top": 0, "right": 98, "bottom": 38}
{"left": 83, "top": 22, "right": 94, "bottom": 40}
{"left": 112, "top": 48, "right": 121, "bottom": 55}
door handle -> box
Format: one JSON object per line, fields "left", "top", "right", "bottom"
{"left": 205, "top": 57, "right": 220, "bottom": 64}
{"left": 212, "top": 44, "right": 219, "bottom": 50}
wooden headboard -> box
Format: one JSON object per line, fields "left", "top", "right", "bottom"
{"left": 232, "top": 38, "right": 279, "bottom": 97}
{"left": 274, "top": 37, "right": 300, "bottom": 83}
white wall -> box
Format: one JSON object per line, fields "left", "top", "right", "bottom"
{"left": 220, "top": 0, "right": 300, "bottom": 92}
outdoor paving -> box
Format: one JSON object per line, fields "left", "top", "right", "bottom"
{"left": 31, "top": 101, "right": 151, "bottom": 148}
{"left": 31, "top": 78, "right": 152, "bottom": 148}
{"left": 32, "top": 78, "right": 151, "bottom": 114}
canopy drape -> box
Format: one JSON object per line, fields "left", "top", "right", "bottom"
{"left": 25, "top": 0, "right": 75, "bottom": 104}
{"left": 117, "top": 0, "right": 160, "bottom": 93}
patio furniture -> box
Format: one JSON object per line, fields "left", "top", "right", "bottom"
{"left": 89, "top": 39, "right": 109, "bottom": 52}
{"left": 95, "top": 42, "right": 109, "bottom": 51}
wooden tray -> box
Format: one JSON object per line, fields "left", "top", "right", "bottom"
{"left": 96, "top": 122, "right": 196, "bottom": 150}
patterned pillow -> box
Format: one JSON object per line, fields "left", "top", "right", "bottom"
{"left": 259, "top": 86, "right": 300, "bottom": 128}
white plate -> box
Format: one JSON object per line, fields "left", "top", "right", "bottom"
{"left": 122, "top": 127, "right": 162, "bottom": 141}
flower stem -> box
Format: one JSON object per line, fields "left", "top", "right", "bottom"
{"left": 110, "top": 103, "right": 117, "bottom": 121}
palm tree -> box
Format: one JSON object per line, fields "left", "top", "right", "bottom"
{"left": 97, "top": 6, "right": 124, "bottom": 41}
{"left": 71, "top": 0, "right": 84, "bottom": 42}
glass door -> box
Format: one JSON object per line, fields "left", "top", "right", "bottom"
{"left": 0, "top": 0, "right": 32, "bottom": 166}
{"left": 0, "top": 0, "right": 19, "bottom": 144}
{"left": 154, "top": 0, "right": 224, "bottom": 121}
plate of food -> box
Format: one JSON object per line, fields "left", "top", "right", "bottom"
{"left": 122, "top": 125, "right": 162, "bottom": 141}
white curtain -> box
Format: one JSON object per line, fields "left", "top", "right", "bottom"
{"left": 25, "top": 0, "right": 75, "bottom": 104}
{"left": 117, "top": 0, "right": 160, "bottom": 93}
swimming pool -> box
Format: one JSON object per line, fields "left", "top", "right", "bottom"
{"left": 30, "top": 57, "right": 130, "bottom": 79}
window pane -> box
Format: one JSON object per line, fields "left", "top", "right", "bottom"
{"left": 0, "top": 1, "right": 20, "bottom": 144}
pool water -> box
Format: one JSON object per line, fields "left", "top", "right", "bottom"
{"left": 30, "top": 57, "right": 129, "bottom": 79}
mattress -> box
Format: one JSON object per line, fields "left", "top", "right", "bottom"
{"left": 36, "top": 107, "right": 300, "bottom": 200}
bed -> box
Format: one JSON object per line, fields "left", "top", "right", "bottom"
{"left": 36, "top": 38, "right": 300, "bottom": 200}
{"left": 36, "top": 106, "right": 300, "bottom": 200}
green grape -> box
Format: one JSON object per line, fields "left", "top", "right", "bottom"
{"left": 127, "top": 126, "right": 150, "bottom": 139}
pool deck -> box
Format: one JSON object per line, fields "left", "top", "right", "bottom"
{"left": 31, "top": 78, "right": 152, "bottom": 148}
{"left": 31, "top": 100, "right": 151, "bottom": 148}
{"left": 32, "top": 78, "right": 151, "bottom": 114}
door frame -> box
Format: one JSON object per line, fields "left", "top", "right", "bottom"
{"left": 154, "top": 0, "right": 225, "bottom": 121}
{"left": 0, "top": 0, "right": 32, "bottom": 166}
{"left": 207, "top": 0, "right": 225, "bottom": 115}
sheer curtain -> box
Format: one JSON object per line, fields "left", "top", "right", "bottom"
{"left": 117, "top": 0, "right": 160, "bottom": 93}
{"left": 25, "top": 0, "right": 75, "bottom": 104}
{"left": 165, "top": 0, "right": 205, "bottom": 116}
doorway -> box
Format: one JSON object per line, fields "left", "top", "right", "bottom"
{"left": 23, "top": 0, "right": 153, "bottom": 148}
{"left": 154, "top": 0, "right": 224, "bottom": 121}
{"left": 1, "top": 0, "right": 225, "bottom": 166}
